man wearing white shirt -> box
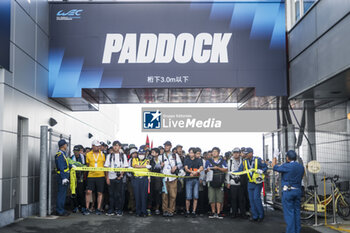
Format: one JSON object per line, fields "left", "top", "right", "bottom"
{"left": 104, "top": 140, "right": 129, "bottom": 216}
{"left": 160, "top": 141, "right": 183, "bottom": 217}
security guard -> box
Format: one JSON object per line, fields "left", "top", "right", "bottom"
{"left": 272, "top": 150, "right": 304, "bottom": 233}
{"left": 55, "top": 139, "right": 72, "bottom": 216}
{"left": 132, "top": 145, "right": 151, "bottom": 217}
{"left": 235, "top": 147, "right": 267, "bottom": 222}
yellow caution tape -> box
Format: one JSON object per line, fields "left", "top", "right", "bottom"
{"left": 73, "top": 167, "right": 149, "bottom": 173}
{"left": 231, "top": 169, "right": 257, "bottom": 176}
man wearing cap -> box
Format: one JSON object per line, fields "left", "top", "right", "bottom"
{"left": 235, "top": 147, "right": 267, "bottom": 222}
{"left": 240, "top": 147, "right": 250, "bottom": 214}
{"left": 226, "top": 148, "right": 247, "bottom": 218}
{"left": 55, "top": 139, "right": 72, "bottom": 216}
{"left": 83, "top": 140, "right": 106, "bottom": 215}
{"left": 272, "top": 150, "right": 304, "bottom": 233}
{"left": 71, "top": 145, "right": 86, "bottom": 213}
{"left": 104, "top": 140, "right": 129, "bottom": 216}
{"left": 161, "top": 141, "right": 183, "bottom": 217}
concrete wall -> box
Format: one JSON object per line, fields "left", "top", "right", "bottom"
{"left": 0, "top": 0, "right": 119, "bottom": 227}
{"left": 288, "top": 0, "right": 350, "bottom": 98}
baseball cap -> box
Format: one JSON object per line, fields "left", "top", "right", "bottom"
{"left": 163, "top": 141, "right": 172, "bottom": 146}
{"left": 58, "top": 139, "right": 67, "bottom": 148}
{"left": 176, "top": 144, "right": 183, "bottom": 148}
{"left": 286, "top": 150, "right": 297, "bottom": 160}
{"left": 158, "top": 146, "right": 164, "bottom": 150}
{"left": 129, "top": 148, "right": 138, "bottom": 155}
{"left": 92, "top": 140, "right": 101, "bottom": 146}
{"left": 244, "top": 147, "right": 254, "bottom": 154}
{"left": 129, "top": 144, "right": 137, "bottom": 149}
{"left": 232, "top": 147, "right": 241, "bottom": 153}
{"left": 73, "top": 145, "right": 81, "bottom": 151}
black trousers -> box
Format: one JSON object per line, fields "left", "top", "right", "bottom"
{"left": 72, "top": 181, "right": 85, "bottom": 209}
{"left": 108, "top": 179, "right": 125, "bottom": 212}
{"left": 198, "top": 185, "right": 209, "bottom": 214}
{"left": 240, "top": 175, "right": 250, "bottom": 211}
{"left": 149, "top": 177, "right": 162, "bottom": 209}
{"left": 230, "top": 185, "right": 246, "bottom": 215}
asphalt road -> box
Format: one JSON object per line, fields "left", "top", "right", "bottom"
{"left": 0, "top": 210, "right": 322, "bottom": 233}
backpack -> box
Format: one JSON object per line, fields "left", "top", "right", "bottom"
{"left": 209, "top": 159, "right": 225, "bottom": 188}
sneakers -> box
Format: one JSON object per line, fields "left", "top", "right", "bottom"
{"left": 95, "top": 209, "right": 102, "bottom": 215}
{"left": 155, "top": 209, "right": 161, "bottom": 215}
{"left": 106, "top": 210, "right": 115, "bottom": 216}
{"left": 163, "top": 211, "right": 169, "bottom": 217}
{"left": 147, "top": 209, "right": 152, "bottom": 216}
{"left": 72, "top": 207, "right": 79, "bottom": 213}
{"left": 116, "top": 211, "right": 123, "bottom": 217}
{"left": 191, "top": 212, "right": 196, "bottom": 218}
{"left": 209, "top": 213, "right": 223, "bottom": 219}
{"left": 185, "top": 211, "right": 190, "bottom": 218}
{"left": 82, "top": 209, "right": 90, "bottom": 216}
{"left": 168, "top": 212, "right": 174, "bottom": 217}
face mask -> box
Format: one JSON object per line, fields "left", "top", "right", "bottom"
{"left": 139, "top": 155, "right": 145, "bottom": 160}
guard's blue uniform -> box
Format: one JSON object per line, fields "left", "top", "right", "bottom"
{"left": 55, "top": 149, "right": 71, "bottom": 215}
{"left": 237, "top": 156, "right": 268, "bottom": 220}
{"left": 273, "top": 161, "right": 304, "bottom": 233}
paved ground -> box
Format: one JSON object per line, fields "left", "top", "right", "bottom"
{"left": 0, "top": 208, "right": 326, "bottom": 233}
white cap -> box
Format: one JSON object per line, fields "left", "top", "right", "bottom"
{"left": 129, "top": 148, "right": 138, "bottom": 155}
{"left": 92, "top": 140, "right": 101, "bottom": 146}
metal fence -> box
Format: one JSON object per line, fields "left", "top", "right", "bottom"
{"left": 263, "top": 129, "right": 350, "bottom": 206}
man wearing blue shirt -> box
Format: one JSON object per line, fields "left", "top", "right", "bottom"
{"left": 55, "top": 139, "right": 72, "bottom": 216}
{"left": 235, "top": 147, "right": 267, "bottom": 222}
{"left": 272, "top": 150, "right": 305, "bottom": 233}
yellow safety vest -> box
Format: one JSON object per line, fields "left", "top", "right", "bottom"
{"left": 56, "top": 151, "right": 69, "bottom": 174}
{"left": 244, "top": 158, "right": 264, "bottom": 184}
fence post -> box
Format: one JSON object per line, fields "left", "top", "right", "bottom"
{"left": 47, "top": 128, "right": 53, "bottom": 215}
{"left": 39, "top": 125, "right": 48, "bottom": 217}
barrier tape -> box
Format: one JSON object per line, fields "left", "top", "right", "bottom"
{"left": 69, "top": 165, "right": 259, "bottom": 194}
{"left": 70, "top": 167, "right": 189, "bottom": 194}
{"left": 231, "top": 169, "right": 257, "bottom": 176}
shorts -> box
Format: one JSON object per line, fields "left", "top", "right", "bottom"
{"left": 86, "top": 177, "right": 105, "bottom": 193}
{"left": 208, "top": 186, "right": 224, "bottom": 204}
{"left": 186, "top": 178, "right": 199, "bottom": 200}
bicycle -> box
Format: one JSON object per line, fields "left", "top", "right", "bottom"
{"left": 300, "top": 175, "right": 350, "bottom": 220}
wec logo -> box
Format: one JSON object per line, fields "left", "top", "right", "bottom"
{"left": 56, "top": 9, "right": 83, "bottom": 19}
{"left": 102, "top": 33, "right": 232, "bottom": 64}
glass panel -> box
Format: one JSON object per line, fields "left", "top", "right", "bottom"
{"left": 304, "top": 0, "right": 316, "bottom": 13}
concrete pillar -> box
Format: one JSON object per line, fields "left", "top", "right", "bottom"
{"left": 39, "top": 126, "right": 48, "bottom": 217}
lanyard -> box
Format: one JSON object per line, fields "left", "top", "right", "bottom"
{"left": 93, "top": 152, "right": 101, "bottom": 167}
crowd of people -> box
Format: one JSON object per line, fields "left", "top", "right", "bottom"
{"left": 54, "top": 138, "right": 305, "bottom": 233}
{"left": 55, "top": 139, "right": 268, "bottom": 220}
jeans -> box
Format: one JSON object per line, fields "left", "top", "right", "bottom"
{"left": 186, "top": 179, "right": 199, "bottom": 200}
